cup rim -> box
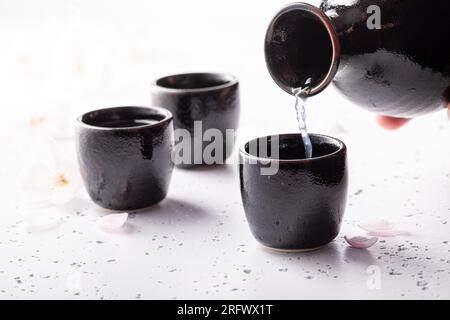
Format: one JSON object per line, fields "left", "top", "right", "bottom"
{"left": 76, "top": 106, "right": 173, "bottom": 131}
{"left": 151, "top": 72, "right": 239, "bottom": 93}
{"left": 239, "top": 133, "right": 346, "bottom": 163}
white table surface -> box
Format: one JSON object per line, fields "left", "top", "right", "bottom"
{"left": 0, "top": 0, "right": 449, "bottom": 300}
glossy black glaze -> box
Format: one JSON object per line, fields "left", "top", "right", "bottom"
{"left": 76, "top": 106, "right": 174, "bottom": 211}
{"left": 265, "top": 1, "right": 450, "bottom": 117}
{"left": 239, "top": 134, "right": 348, "bottom": 251}
{"left": 151, "top": 73, "right": 240, "bottom": 168}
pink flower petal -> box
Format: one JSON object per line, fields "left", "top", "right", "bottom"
{"left": 25, "top": 213, "right": 63, "bottom": 233}
{"left": 358, "top": 219, "right": 405, "bottom": 237}
{"left": 359, "top": 219, "right": 395, "bottom": 232}
{"left": 96, "top": 213, "right": 128, "bottom": 233}
{"left": 366, "top": 230, "right": 405, "bottom": 237}
{"left": 345, "top": 236, "right": 378, "bottom": 249}
{"left": 18, "top": 160, "right": 53, "bottom": 208}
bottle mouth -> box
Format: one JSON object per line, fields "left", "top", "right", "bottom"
{"left": 264, "top": 2, "right": 340, "bottom": 96}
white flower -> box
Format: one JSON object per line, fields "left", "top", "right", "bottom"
{"left": 24, "top": 209, "right": 64, "bottom": 234}
{"left": 25, "top": 105, "right": 74, "bottom": 140}
{"left": 18, "top": 138, "right": 83, "bottom": 209}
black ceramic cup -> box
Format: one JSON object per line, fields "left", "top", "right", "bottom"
{"left": 239, "top": 134, "right": 348, "bottom": 252}
{"left": 76, "top": 106, "right": 174, "bottom": 211}
{"left": 150, "top": 73, "right": 240, "bottom": 168}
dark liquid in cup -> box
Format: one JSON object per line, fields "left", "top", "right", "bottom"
{"left": 95, "top": 119, "right": 160, "bottom": 128}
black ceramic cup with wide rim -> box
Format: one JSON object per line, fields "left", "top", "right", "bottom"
{"left": 76, "top": 106, "right": 174, "bottom": 211}
{"left": 239, "top": 133, "right": 348, "bottom": 252}
{"left": 150, "top": 73, "right": 240, "bottom": 168}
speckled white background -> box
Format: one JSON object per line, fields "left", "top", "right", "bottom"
{"left": 0, "top": 0, "right": 449, "bottom": 300}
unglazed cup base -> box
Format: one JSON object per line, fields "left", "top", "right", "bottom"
{"left": 263, "top": 244, "right": 327, "bottom": 253}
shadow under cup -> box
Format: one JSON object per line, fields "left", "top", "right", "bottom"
{"left": 76, "top": 106, "right": 174, "bottom": 211}
{"left": 239, "top": 134, "right": 348, "bottom": 252}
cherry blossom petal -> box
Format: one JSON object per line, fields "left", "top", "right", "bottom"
{"left": 359, "top": 220, "right": 396, "bottom": 232}
{"left": 50, "top": 184, "right": 78, "bottom": 206}
{"left": 25, "top": 213, "right": 63, "bottom": 233}
{"left": 366, "top": 229, "right": 405, "bottom": 237}
{"left": 358, "top": 219, "right": 405, "bottom": 237}
{"left": 19, "top": 194, "right": 51, "bottom": 210}
{"left": 49, "top": 156, "right": 83, "bottom": 206}
{"left": 28, "top": 136, "right": 60, "bottom": 168}
{"left": 18, "top": 161, "right": 53, "bottom": 209}
{"left": 44, "top": 105, "right": 74, "bottom": 140}
{"left": 96, "top": 213, "right": 128, "bottom": 233}
{"left": 58, "top": 156, "right": 82, "bottom": 187}
{"left": 27, "top": 106, "right": 74, "bottom": 140}
{"left": 345, "top": 236, "right": 378, "bottom": 249}
{"left": 19, "top": 144, "right": 82, "bottom": 208}
{"left": 19, "top": 161, "right": 53, "bottom": 191}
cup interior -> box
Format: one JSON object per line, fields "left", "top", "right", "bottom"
{"left": 155, "top": 73, "right": 236, "bottom": 90}
{"left": 79, "top": 106, "right": 172, "bottom": 129}
{"left": 242, "top": 134, "right": 344, "bottom": 161}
